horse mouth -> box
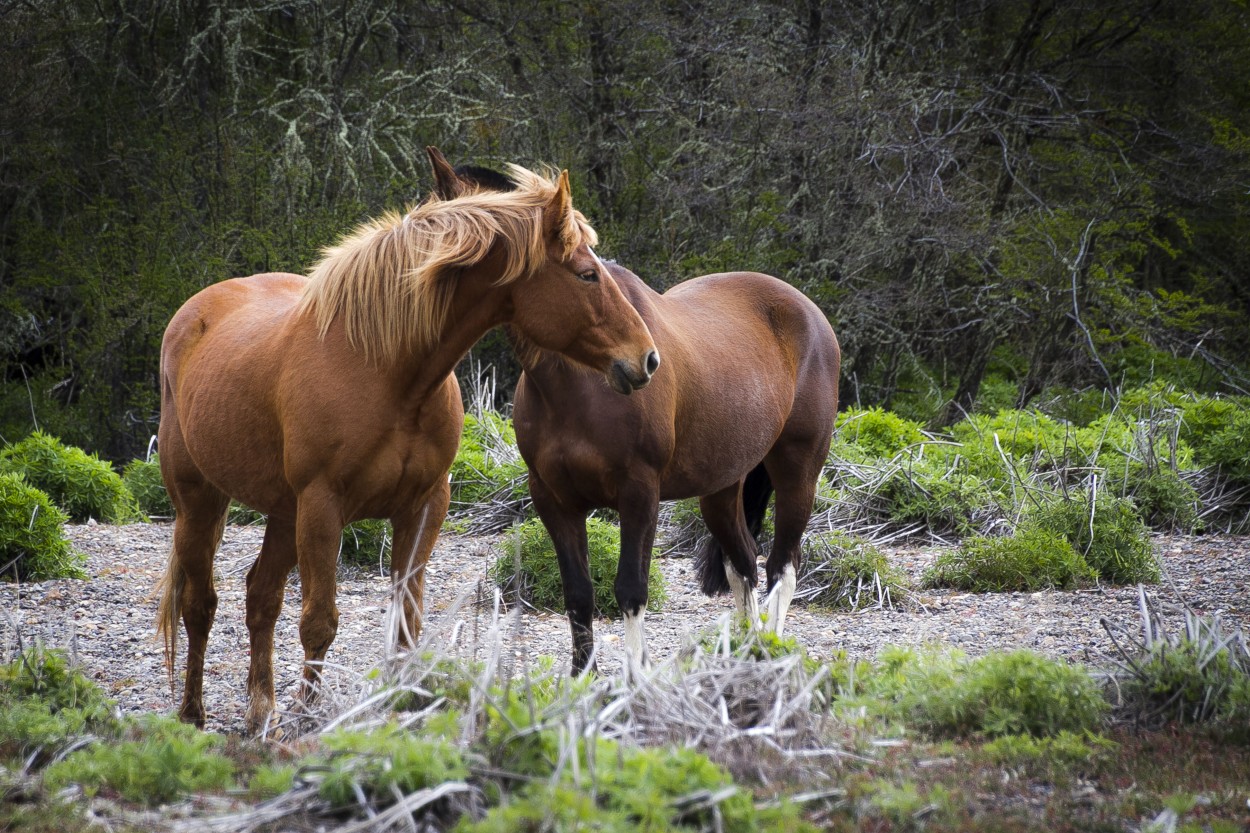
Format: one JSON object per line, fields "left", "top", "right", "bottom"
{"left": 609, "top": 360, "right": 650, "bottom": 395}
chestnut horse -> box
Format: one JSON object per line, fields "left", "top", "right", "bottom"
{"left": 431, "top": 160, "right": 840, "bottom": 673}
{"left": 156, "top": 150, "right": 658, "bottom": 731}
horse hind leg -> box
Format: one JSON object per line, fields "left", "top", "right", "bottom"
{"left": 156, "top": 477, "right": 229, "bottom": 728}
{"left": 699, "top": 483, "right": 761, "bottom": 628}
{"left": 761, "top": 436, "right": 826, "bottom": 637}
{"left": 243, "top": 516, "right": 297, "bottom": 735}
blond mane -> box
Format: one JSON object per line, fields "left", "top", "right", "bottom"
{"left": 296, "top": 164, "right": 598, "bottom": 363}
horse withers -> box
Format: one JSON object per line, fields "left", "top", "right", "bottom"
{"left": 432, "top": 157, "right": 840, "bottom": 674}
{"left": 156, "top": 150, "right": 657, "bottom": 732}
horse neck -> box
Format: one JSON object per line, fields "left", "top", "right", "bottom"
{"left": 401, "top": 264, "right": 510, "bottom": 400}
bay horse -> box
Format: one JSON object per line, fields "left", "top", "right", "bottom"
{"left": 156, "top": 150, "right": 659, "bottom": 732}
{"left": 430, "top": 159, "right": 840, "bottom": 673}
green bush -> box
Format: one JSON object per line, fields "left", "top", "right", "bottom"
{"left": 1116, "top": 637, "right": 1250, "bottom": 742}
{"left": 876, "top": 457, "right": 996, "bottom": 536}
{"left": 0, "top": 473, "right": 83, "bottom": 580}
{"left": 339, "top": 519, "right": 392, "bottom": 570}
{"left": 121, "top": 454, "right": 173, "bottom": 518}
{"left": 0, "top": 432, "right": 143, "bottom": 523}
{"left": 1030, "top": 491, "right": 1159, "bottom": 584}
{"left": 313, "top": 722, "right": 467, "bottom": 809}
{"left": 798, "top": 531, "right": 910, "bottom": 609}
{"left": 923, "top": 526, "right": 1096, "bottom": 592}
{"left": 491, "top": 517, "right": 666, "bottom": 617}
{"left": 43, "top": 714, "right": 235, "bottom": 804}
{"left": 982, "top": 730, "right": 1117, "bottom": 775}
{"left": 1121, "top": 463, "right": 1200, "bottom": 531}
{"left": 1200, "top": 408, "right": 1250, "bottom": 482}
{"left": 848, "top": 647, "right": 1108, "bottom": 739}
{"left": 450, "top": 411, "right": 528, "bottom": 506}
{"left": 835, "top": 407, "right": 927, "bottom": 459}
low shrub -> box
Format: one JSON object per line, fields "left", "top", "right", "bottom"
{"left": 121, "top": 455, "right": 173, "bottom": 518}
{"left": 0, "top": 648, "right": 116, "bottom": 764}
{"left": 312, "top": 722, "right": 467, "bottom": 810}
{"left": 924, "top": 526, "right": 1096, "bottom": 592}
{"left": 0, "top": 473, "right": 83, "bottom": 581}
{"left": 491, "top": 517, "right": 666, "bottom": 617}
{"left": 834, "top": 407, "right": 927, "bottom": 459}
{"left": 875, "top": 457, "right": 997, "bottom": 536}
{"left": 1121, "top": 463, "right": 1200, "bottom": 531}
{"left": 43, "top": 714, "right": 235, "bottom": 804}
{"left": 449, "top": 411, "right": 529, "bottom": 532}
{"left": 982, "top": 730, "right": 1117, "bottom": 775}
{"left": 796, "top": 531, "right": 910, "bottom": 609}
{"left": 1030, "top": 491, "right": 1159, "bottom": 584}
{"left": 0, "top": 432, "right": 143, "bottom": 523}
{"left": 847, "top": 646, "right": 1108, "bottom": 739}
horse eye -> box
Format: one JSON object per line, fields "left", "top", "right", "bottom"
{"left": 578, "top": 269, "right": 599, "bottom": 283}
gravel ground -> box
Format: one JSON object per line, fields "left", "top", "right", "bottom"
{"left": 1, "top": 522, "right": 1247, "bottom": 735}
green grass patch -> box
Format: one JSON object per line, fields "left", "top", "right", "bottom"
{"left": 311, "top": 722, "right": 467, "bottom": 809}
{"left": 924, "top": 525, "right": 1096, "bottom": 592}
{"left": 121, "top": 454, "right": 173, "bottom": 518}
{"left": 798, "top": 531, "right": 910, "bottom": 609}
{"left": 1030, "top": 490, "right": 1159, "bottom": 584}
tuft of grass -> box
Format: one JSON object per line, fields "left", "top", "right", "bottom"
{"left": 490, "top": 517, "right": 666, "bottom": 617}
{"left": 43, "top": 714, "right": 235, "bottom": 804}
{"left": 0, "top": 647, "right": 117, "bottom": 765}
{"left": 1030, "top": 489, "right": 1160, "bottom": 584}
{"left": 796, "top": 531, "right": 910, "bottom": 609}
{"left": 448, "top": 410, "right": 530, "bottom": 532}
{"left": 0, "top": 473, "right": 84, "bottom": 581}
{"left": 923, "top": 525, "right": 1096, "bottom": 592}
{"left": 0, "top": 431, "right": 143, "bottom": 524}
{"left": 311, "top": 722, "right": 467, "bottom": 810}
{"left": 981, "top": 730, "right": 1117, "bottom": 777}
{"left": 1105, "top": 594, "right": 1250, "bottom": 742}
{"left": 844, "top": 646, "right": 1108, "bottom": 739}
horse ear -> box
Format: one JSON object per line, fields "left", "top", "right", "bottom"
{"left": 543, "top": 170, "right": 573, "bottom": 240}
{"left": 426, "top": 146, "right": 465, "bottom": 200}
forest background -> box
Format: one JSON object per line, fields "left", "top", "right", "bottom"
{"left": 2, "top": 0, "right": 1248, "bottom": 463}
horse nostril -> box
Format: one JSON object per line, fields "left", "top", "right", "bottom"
{"left": 644, "top": 350, "right": 660, "bottom": 376}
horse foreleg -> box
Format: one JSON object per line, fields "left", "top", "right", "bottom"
{"left": 243, "top": 517, "right": 297, "bottom": 734}
{"left": 615, "top": 482, "right": 661, "bottom": 672}
{"left": 700, "top": 483, "right": 761, "bottom": 629}
{"left": 529, "top": 476, "right": 596, "bottom": 675}
{"left": 293, "top": 492, "right": 342, "bottom": 711}
{"left": 389, "top": 479, "right": 450, "bottom": 654}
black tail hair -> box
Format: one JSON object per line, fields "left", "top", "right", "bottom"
{"left": 694, "top": 463, "right": 774, "bottom": 596}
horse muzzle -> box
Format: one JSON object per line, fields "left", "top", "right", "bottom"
{"left": 608, "top": 350, "right": 660, "bottom": 395}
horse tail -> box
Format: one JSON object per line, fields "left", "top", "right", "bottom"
{"left": 694, "top": 463, "right": 774, "bottom": 596}
{"left": 155, "top": 544, "right": 185, "bottom": 697}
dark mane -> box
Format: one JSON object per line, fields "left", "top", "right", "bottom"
{"left": 454, "top": 164, "right": 518, "bottom": 193}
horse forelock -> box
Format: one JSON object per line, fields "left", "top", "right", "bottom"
{"left": 297, "top": 165, "right": 596, "bottom": 363}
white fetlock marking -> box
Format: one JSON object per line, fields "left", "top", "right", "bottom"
{"left": 623, "top": 609, "right": 649, "bottom": 670}
{"left": 724, "top": 562, "right": 761, "bottom": 629}
{"left": 764, "top": 564, "right": 797, "bottom": 636}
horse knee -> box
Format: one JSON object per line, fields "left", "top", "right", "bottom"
{"left": 299, "top": 606, "right": 339, "bottom": 656}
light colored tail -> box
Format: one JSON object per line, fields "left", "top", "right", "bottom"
{"left": 155, "top": 545, "right": 185, "bottom": 698}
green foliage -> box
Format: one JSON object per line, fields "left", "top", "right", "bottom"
{"left": 1122, "top": 463, "right": 1201, "bottom": 531}
{"left": 227, "top": 501, "right": 265, "bottom": 526}
{"left": 798, "top": 531, "right": 910, "bottom": 609}
{"left": 924, "top": 526, "right": 1096, "bottom": 592}
{"left": 0, "top": 648, "right": 116, "bottom": 763}
{"left": 1030, "top": 491, "right": 1160, "bottom": 584}
{"left": 845, "top": 647, "right": 1108, "bottom": 739}
{"left": 876, "top": 457, "right": 996, "bottom": 536}
{"left": 450, "top": 411, "right": 528, "bottom": 506}
{"left": 834, "top": 407, "right": 927, "bottom": 459}
{"left": 951, "top": 409, "right": 1078, "bottom": 470}
{"left": 339, "top": 519, "right": 391, "bottom": 570}
{"left": 313, "top": 722, "right": 467, "bottom": 809}
{"left": 121, "top": 454, "right": 173, "bottom": 518}
{"left": 1200, "top": 407, "right": 1250, "bottom": 482}
{"left": 44, "top": 714, "right": 235, "bottom": 804}
{"left": 0, "top": 472, "right": 83, "bottom": 580}
{"left": 982, "top": 730, "right": 1117, "bottom": 775}
{"left": 247, "top": 764, "right": 297, "bottom": 800}
{"left": 491, "top": 517, "right": 666, "bottom": 617}
{"left": 0, "top": 432, "right": 143, "bottom": 523}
